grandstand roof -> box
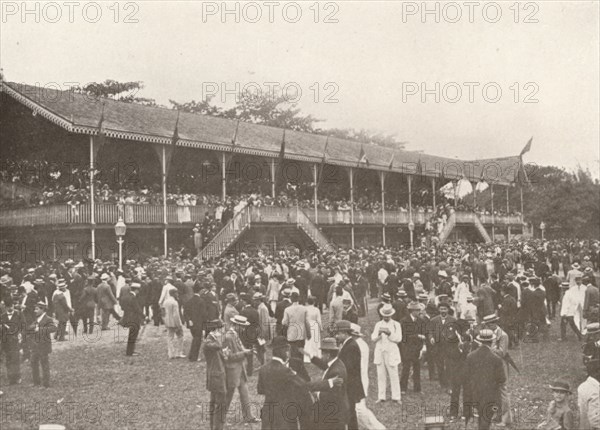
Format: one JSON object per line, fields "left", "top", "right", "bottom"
{"left": 1, "top": 81, "right": 523, "bottom": 185}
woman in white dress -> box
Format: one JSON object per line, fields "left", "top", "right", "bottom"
{"left": 304, "top": 296, "right": 322, "bottom": 363}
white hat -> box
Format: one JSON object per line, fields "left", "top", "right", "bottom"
{"left": 438, "top": 270, "right": 448, "bottom": 278}
{"left": 100, "top": 273, "right": 110, "bottom": 280}
{"left": 379, "top": 303, "right": 396, "bottom": 317}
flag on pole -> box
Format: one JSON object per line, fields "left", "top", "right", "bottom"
{"left": 171, "top": 110, "right": 180, "bottom": 146}
{"left": 231, "top": 119, "right": 241, "bottom": 145}
{"left": 275, "top": 129, "right": 286, "bottom": 189}
{"left": 416, "top": 159, "right": 423, "bottom": 176}
{"left": 388, "top": 153, "right": 395, "bottom": 170}
{"left": 317, "top": 136, "right": 330, "bottom": 190}
{"left": 358, "top": 145, "right": 369, "bottom": 166}
{"left": 520, "top": 137, "right": 532, "bottom": 156}
{"left": 96, "top": 101, "right": 106, "bottom": 147}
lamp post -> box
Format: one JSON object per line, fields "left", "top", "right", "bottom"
{"left": 540, "top": 221, "right": 546, "bottom": 241}
{"left": 114, "top": 217, "right": 127, "bottom": 271}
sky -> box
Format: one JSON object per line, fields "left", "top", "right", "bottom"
{"left": 1, "top": 1, "right": 599, "bottom": 177}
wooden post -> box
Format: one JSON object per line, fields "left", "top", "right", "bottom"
{"left": 349, "top": 168, "right": 355, "bottom": 248}
{"left": 379, "top": 171, "right": 386, "bottom": 247}
{"left": 491, "top": 184, "right": 495, "bottom": 241}
{"left": 520, "top": 185, "right": 524, "bottom": 224}
{"left": 408, "top": 175, "right": 414, "bottom": 249}
{"left": 162, "top": 145, "right": 168, "bottom": 257}
{"left": 313, "top": 164, "right": 318, "bottom": 223}
{"left": 270, "top": 158, "right": 276, "bottom": 198}
{"left": 432, "top": 177, "right": 436, "bottom": 209}
{"left": 89, "top": 135, "right": 96, "bottom": 260}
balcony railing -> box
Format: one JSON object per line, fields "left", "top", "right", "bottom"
{"left": 0, "top": 204, "right": 524, "bottom": 228}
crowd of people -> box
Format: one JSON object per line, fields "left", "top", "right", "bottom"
{"left": 0, "top": 233, "right": 598, "bottom": 429}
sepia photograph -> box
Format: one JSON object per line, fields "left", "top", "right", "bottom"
{"left": 0, "top": 1, "right": 599, "bottom": 429}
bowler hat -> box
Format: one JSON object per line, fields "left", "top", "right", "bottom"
{"left": 334, "top": 320, "right": 353, "bottom": 333}
{"left": 269, "top": 336, "right": 289, "bottom": 350}
{"left": 407, "top": 301, "right": 421, "bottom": 311}
{"left": 320, "top": 338, "right": 339, "bottom": 352}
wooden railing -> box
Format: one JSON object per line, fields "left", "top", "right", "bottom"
{"left": 296, "top": 208, "right": 335, "bottom": 252}
{"left": 0, "top": 204, "right": 524, "bottom": 228}
{"left": 199, "top": 207, "right": 251, "bottom": 260}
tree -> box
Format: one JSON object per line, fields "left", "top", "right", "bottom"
{"left": 74, "top": 80, "right": 157, "bottom": 106}
{"left": 316, "top": 127, "right": 407, "bottom": 150}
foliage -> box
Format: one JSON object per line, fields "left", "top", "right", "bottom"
{"left": 74, "top": 80, "right": 157, "bottom": 106}
{"left": 473, "top": 164, "right": 600, "bottom": 238}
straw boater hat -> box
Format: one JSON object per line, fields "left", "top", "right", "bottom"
{"left": 418, "top": 293, "right": 429, "bottom": 302}
{"left": 466, "top": 295, "right": 474, "bottom": 302}
{"left": 549, "top": 381, "right": 572, "bottom": 394}
{"left": 35, "top": 301, "right": 47, "bottom": 309}
{"left": 396, "top": 289, "right": 408, "bottom": 298}
{"left": 252, "top": 292, "right": 264, "bottom": 301}
{"left": 438, "top": 270, "right": 448, "bottom": 278}
{"left": 476, "top": 329, "right": 497, "bottom": 342}
{"left": 572, "top": 263, "right": 581, "bottom": 270}
{"left": 379, "top": 303, "right": 396, "bottom": 317}
{"left": 281, "top": 288, "right": 292, "bottom": 297}
{"left": 320, "top": 338, "right": 339, "bottom": 352}
{"left": 381, "top": 293, "right": 392, "bottom": 302}
{"left": 131, "top": 282, "right": 141, "bottom": 289}
{"left": 230, "top": 315, "right": 250, "bottom": 326}
{"left": 483, "top": 314, "right": 500, "bottom": 324}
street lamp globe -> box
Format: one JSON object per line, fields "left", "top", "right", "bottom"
{"left": 115, "top": 217, "right": 127, "bottom": 237}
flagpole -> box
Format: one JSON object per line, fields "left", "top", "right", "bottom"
{"left": 380, "top": 171, "right": 386, "bottom": 247}
{"left": 408, "top": 175, "right": 413, "bottom": 250}
{"left": 520, "top": 185, "right": 524, "bottom": 224}
{"left": 431, "top": 177, "right": 436, "bottom": 209}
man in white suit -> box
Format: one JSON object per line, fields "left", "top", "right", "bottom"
{"left": 371, "top": 303, "right": 402, "bottom": 403}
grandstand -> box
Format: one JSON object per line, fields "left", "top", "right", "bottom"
{"left": 0, "top": 82, "right": 527, "bottom": 262}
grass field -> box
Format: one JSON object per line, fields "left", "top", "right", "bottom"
{"left": 0, "top": 300, "right": 587, "bottom": 430}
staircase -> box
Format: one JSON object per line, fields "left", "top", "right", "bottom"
{"left": 296, "top": 208, "right": 336, "bottom": 252}
{"left": 439, "top": 211, "right": 492, "bottom": 244}
{"left": 472, "top": 214, "right": 492, "bottom": 244}
{"left": 198, "top": 207, "right": 251, "bottom": 260}
{"left": 438, "top": 213, "right": 456, "bottom": 244}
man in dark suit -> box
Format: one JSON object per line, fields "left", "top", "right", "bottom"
{"left": 27, "top": 301, "right": 57, "bottom": 388}
{"left": 257, "top": 336, "right": 314, "bottom": 430}
{"left": 400, "top": 302, "right": 427, "bottom": 393}
{"left": 203, "top": 319, "right": 227, "bottom": 430}
{"left": 465, "top": 329, "right": 507, "bottom": 430}
{"left": 185, "top": 283, "right": 206, "bottom": 362}
{"left": 332, "top": 320, "right": 364, "bottom": 430}
{"left": 120, "top": 282, "right": 144, "bottom": 356}
{"left": 52, "top": 280, "right": 72, "bottom": 341}
{"left": 497, "top": 285, "right": 519, "bottom": 349}
{"left": 304, "top": 338, "right": 350, "bottom": 430}
{"left": 427, "top": 302, "right": 457, "bottom": 389}
{"left": 1, "top": 299, "right": 26, "bottom": 384}
{"left": 275, "top": 289, "right": 292, "bottom": 336}
{"left": 529, "top": 278, "right": 549, "bottom": 342}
